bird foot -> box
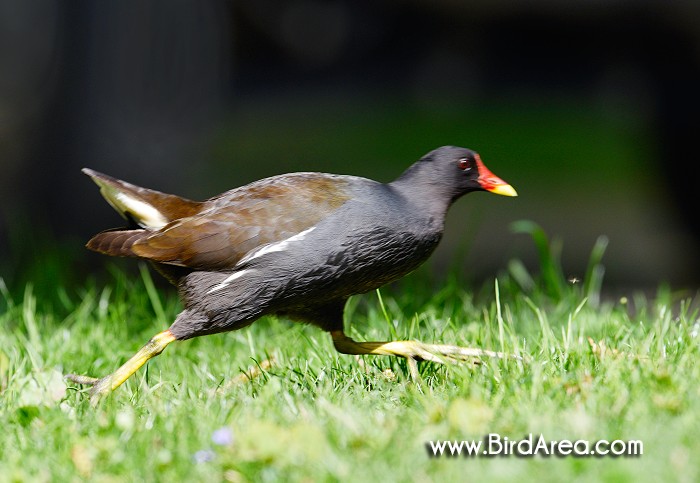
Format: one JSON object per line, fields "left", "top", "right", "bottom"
{"left": 379, "top": 340, "right": 520, "bottom": 380}
{"left": 65, "top": 330, "right": 177, "bottom": 405}
{"left": 397, "top": 340, "right": 517, "bottom": 364}
{"left": 65, "top": 373, "right": 115, "bottom": 405}
{"left": 331, "top": 331, "right": 521, "bottom": 381}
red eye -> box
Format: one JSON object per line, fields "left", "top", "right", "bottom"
{"left": 458, "top": 158, "right": 470, "bottom": 170}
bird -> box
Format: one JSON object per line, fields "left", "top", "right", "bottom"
{"left": 66, "top": 146, "right": 517, "bottom": 403}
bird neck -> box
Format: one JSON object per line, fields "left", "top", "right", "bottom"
{"left": 388, "top": 172, "right": 454, "bottom": 222}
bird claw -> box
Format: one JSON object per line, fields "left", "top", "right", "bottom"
{"left": 382, "top": 340, "right": 512, "bottom": 365}
{"left": 405, "top": 356, "right": 420, "bottom": 381}
{"left": 64, "top": 330, "right": 177, "bottom": 404}
{"left": 409, "top": 341, "right": 520, "bottom": 363}
{"left": 65, "top": 373, "right": 99, "bottom": 385}
{"left": 391, "top": 341, "right": 523, "bottom": 384}
{"left": 331, "top": 331, "right": 521, "bottom": 382}
{"left": 65, "top": 374, "right": 113, "bottom": 405}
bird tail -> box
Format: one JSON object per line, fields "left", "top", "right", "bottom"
{"left": 82, "top": 168, "right": 202, "bottom": 229}
{"left": 83, "top": 168, "right": 202, "bottom": 258}
{"left": 86, "top": 229, "right": 148, "bottom": 257}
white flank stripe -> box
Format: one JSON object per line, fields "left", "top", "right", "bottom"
{"left": 207, "top": 269, "right": 253, "bottom": 294}
{"left": 238, "top": 226, "right": 316, "bottom": 264}
{"left": 115, "top": 193, "right": 169, "bottom": 229}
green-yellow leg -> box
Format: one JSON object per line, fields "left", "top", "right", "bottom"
{"left": 66, "top": 330, "right": 176, "bottom": 405}
{"left": 331, "top": 330, "right": 510, "bottom": 380}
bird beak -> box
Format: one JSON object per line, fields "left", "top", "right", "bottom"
{"left": 475, "top": 155, "right": 518, "bottom": 197}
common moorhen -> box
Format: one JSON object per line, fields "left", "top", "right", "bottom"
{"left": 67, "top": 146, "right": 517, "bottom": 403}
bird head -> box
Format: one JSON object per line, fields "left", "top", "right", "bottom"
{"left": 401, "top": 146, "right": 517, "bottom": 203}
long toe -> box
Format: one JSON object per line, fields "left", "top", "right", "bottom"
{"left": 405, "top": 341, "right": 520, "bottom": 364}
{"left": 65, "top": 373, "right": 114, "bottom": 405}
{"left": 65, "top": 374, "right": 100, "bottom": 385}
{"left": 423, "top": 343, "right": 513, "bottom": 361}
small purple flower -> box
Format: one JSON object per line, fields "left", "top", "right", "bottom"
{"left": 193, "top": 449, "right": 216, "bottom": 464}
{"left": 212, "top": 427, "right": 235, "bottom": 446}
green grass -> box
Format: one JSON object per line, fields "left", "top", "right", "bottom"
{"left": 1, "top": 229, "right": 699, "bottom": 482}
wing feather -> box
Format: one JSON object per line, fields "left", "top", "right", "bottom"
{"left": 127, "top": 173, "right": 352, "bottom": 270}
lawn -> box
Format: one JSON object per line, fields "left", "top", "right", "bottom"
{"left": 1, "top": 228, "right": 698, "bottom": 482}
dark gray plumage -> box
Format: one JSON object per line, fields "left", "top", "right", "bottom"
{"left": 67, "top": 146, "right": 517, "bottom": 403}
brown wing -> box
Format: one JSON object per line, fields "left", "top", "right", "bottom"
{"left": 128, "top": 173, "right": 352, "bottom": 269}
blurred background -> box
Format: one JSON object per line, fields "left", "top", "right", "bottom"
{"left": 1, "top": 0, "right": 699, "bottom": 295}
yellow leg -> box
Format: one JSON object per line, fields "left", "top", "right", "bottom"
{"left": 331, "top": 331, "right": 512, "bottom": 380}
{"left": 66, "top": 330, "right": 176, "bottom": 405}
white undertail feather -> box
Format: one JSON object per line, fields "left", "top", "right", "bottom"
{"left": 93, "top": 178, "right": 169, "bottom": 230}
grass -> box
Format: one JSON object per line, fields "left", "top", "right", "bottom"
{"left": 1, "top": 227, "right": 699, "bottom": 482}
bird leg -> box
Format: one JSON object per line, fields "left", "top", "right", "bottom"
{"left": 331, "top": 330, "right": 510, "bottom": 380}
{"left": 66, "top": 330, "right": 176, "bottom": 405}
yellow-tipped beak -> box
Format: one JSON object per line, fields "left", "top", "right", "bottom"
{"left": 486, "top": 183, "right": 518, "bottom": 197}
{"left": 473, "top": 154, "right": 517, "bottom": 197}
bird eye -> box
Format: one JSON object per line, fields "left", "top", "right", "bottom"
{"left": 458, "top": 158, "right": 471, "bottom": 171}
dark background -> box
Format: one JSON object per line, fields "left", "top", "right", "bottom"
{"left": 1, "top": 1, "right": 698, "bottom": 293}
